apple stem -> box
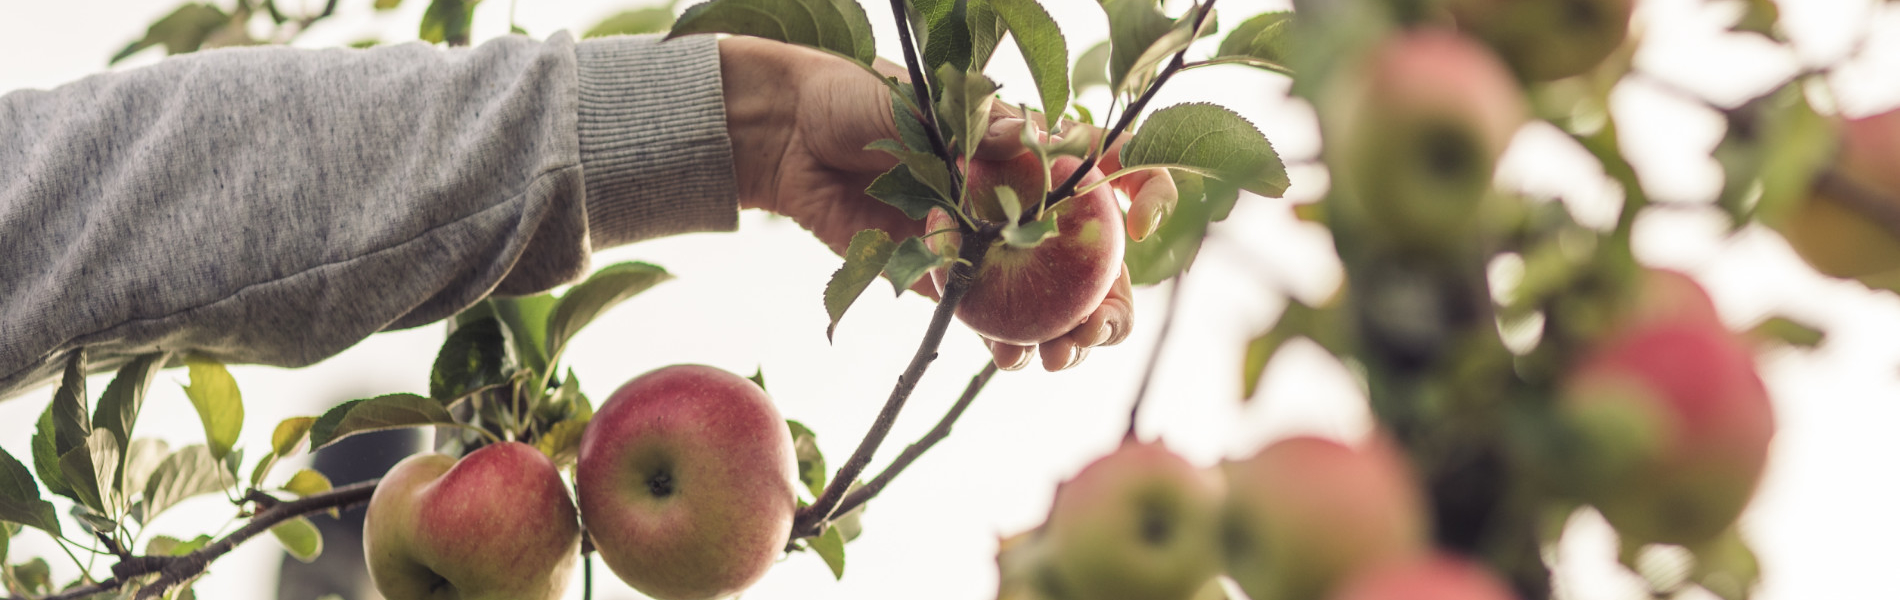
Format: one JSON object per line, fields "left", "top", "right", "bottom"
{"left": 887, "top": 0, "right": 966, "bottom": 212}
{"left": 794, "top": 224, "right": 998, "bottom": 535}
{"left": 1125, "top": 271, "right": 1187, "bottom": 441}
{"left": 1037, "top": 0, "right": 1219, "bottom": 221}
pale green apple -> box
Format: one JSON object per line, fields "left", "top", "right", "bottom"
{"left": 1030, "top": 439, "right": 1221, "bottom": 600}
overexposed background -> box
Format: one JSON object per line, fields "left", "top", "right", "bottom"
{"left": 2, "top": 0, "right": 1898, "bottom": 598}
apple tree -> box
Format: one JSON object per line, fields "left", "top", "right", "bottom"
{"left": 0, "top": 0, "right": 1888, "bottom": 599}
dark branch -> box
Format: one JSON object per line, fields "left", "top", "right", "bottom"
{"left": 794, "top": 225, "right": 998, "bottom": 534}
{"left": 1040, "top": 0, "right": 1219, "bottom": 215}
{"left": 1126, "top": 272, "right": 1187, "bottom": 440}
{"left": 1814, "top": 168, "right": 1900, "bottom": 239}
{"left": 888, "top": 0, "right": 965, "bottom": 207}
{"left": 794, "top": 361, "right": 999, "bottom": 538}
{"left": 117, "top": 480, "right": 376, "bottom": 600}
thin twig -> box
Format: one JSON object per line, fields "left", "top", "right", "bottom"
{"left": 794, "top": 361, "right": 999, "bottom": 538}
{"left": 1040, "top": 0, "right": 1220, "bottom": 216}
{"left": 1126, "top": 271, "right": 1186, "bottom": 440}
{"left": 127, "top": 480, "right": 377, "bottom": 600}
{"left": 1814, "top": 168, "right": 1900, "bottom": 237}
{"left": 888, "top": 0, "right": 965, "bottom": 206}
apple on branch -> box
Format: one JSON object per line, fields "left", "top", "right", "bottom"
{"left": 1780, "top": 108, "right": 1900, "bottom": 291}
{"left": 575, "top": 364, "right": 800, "bottom": 600}
{"left": 926, "top": 152, "right": 1126, "bottom": 348}
{"left": 364, "top": 441, "right": 582, "bottom": 600}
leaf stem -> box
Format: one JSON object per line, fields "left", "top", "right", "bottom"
{"left": 1040, "top": 0, "right": 1219, "bottom": 216}
{"left": 1181, "top": 56, "right": 1293, "bottom": 76}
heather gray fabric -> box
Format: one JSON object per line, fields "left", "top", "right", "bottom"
{"left": 0, "top": 32, "right": 739, "bottom": 400}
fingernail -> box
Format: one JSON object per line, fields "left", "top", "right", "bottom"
{"left": 1065, "top": 347, "right": 1090, "bottom": 370}
{"left": 1086, "top": 323, "right": 1112, "bottom": 347}
{"left": 1104, "top": 320, "right": 1125, "bottom": 346}
{"left": 988, "top": 117, "right": 1025, "bottom": 140}
{"left": 1133, "top": 206, "right": 1164, "bottom": 241}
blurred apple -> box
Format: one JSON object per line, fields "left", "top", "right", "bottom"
{"left": 1329, "top": 554, "right": 1518, "bottom": 600}
{"left": 1026, "top": 439, "right": 1222, "bottom": 600}
{"left": 364, "top": 441, "right": 581, "bottom": 600}
{"left": 926, "top": 153, "right": 1125, "bottom": 345}
{"left": 1222, "top": 435, "right": 1429, "bottom": 600}
{"left": 1447, "top": 0, "right": 1636, "bottom": 81}
{"left": 1326, "top": 29, "right": 1526, "bottom": 249}
{"left": 1781, "top": 109, "right": 1900, "bottom": 290}
{"left": 575, "top": 364, "right": 799, "bottom": 600}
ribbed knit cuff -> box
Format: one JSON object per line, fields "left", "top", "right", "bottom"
{"left": 575, "top": 34, "right": 738, "bottom": 250}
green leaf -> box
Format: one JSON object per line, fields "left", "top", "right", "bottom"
{"left": 420, "top": 0, "right": 476, "bottom": 45}
{"left": 272, "top": 417, "right": 316, "bottom": 458}
{"left": 123, "top": 439, "right": 169, "bottom": 502}
{"left": 140, "top": 445, "right": 229, "bottom": 524}
{"left": 934, "top": 65, "right": 999, "bottom": 159}
{"left": 534, "top": 418, "right": 591, "bottom": 467}
{"left": 825, "top": 230, "right": 900, "bottom": 341}
{"left": 786, "top": 421, "right": 826, "bottom": 498}
{"left": 992, "top": 0, "right": 1069, "bottom": 128}
{"left": 374, "top": 0, "right": 402, "bottom": 9}
{"left": 1733, "top": 0, "right": 1779, "bottom": 38}
{"left": 1071, "top": 41, "right": 1112, "bottom": 96}
{"left": 1101, "top": 0, "right": 1175, "bottom": 94}
{"left": 884, "top": 236, "right": 952, "bottom": 296}
{"left": 50, "top": 350, "right": 92, "bottom": 460}
{"left": 282, "top": 469, "right": 332, "bottom": 497}
{"left": 110, "top": 3, "right": 229, "bottom": 64}
{"left": 866, "top": 140, "right": 955, "bottom": 200}
{"left": 0, "top": 447, "right": 62, "bottom": 537}
{"left": 867, "top": 164, "right": 954, "bottom": 220}
{"left": 1215, "top": 11, "right": 1293, "bottom": 66}
{"left": 811, "top": 525, "right": 847, "bottom": 579}
{"left": 11, "top": 557, "right": 50, "bottom": 596}
{"left": 271, "top": 516, "right": 324, "bottom": 563}
{"left": 1121, "top": 103, "right": 1288, "bottom": 197}
{"left": 94, "top": 352, "right": 167, "bottom": 472}
{"left": 1119, "top": 6, "right": 1214, "bottom": 95}
{"left": 669, "top": 0, "right": 878, "bottom": 66}
{"left": 491, "top": 295, "right": 558, "bottom": 377}
{"left": 308, "top": 394, "right": 459, "bottom": 451}
{"left": 995, "top": 187, "right": 1059, "bottom": 248}
{"left": 181, "top": 357, "right": 243, "bottom": 461}
{"left": 545, "top": 262, "right": 674, "bottom": 364}
{"left": 585, "top": 8, "right": 677, "bottom": 37}
{"left": 1717, "top": 84, "right": 1836, "bottom": 229}
{"left": 967, "top": 0, "right": 1007, "bottom": 70}
{"left": 31, "top": 410, "right": 73, "bottom": 504}
{"left": 748, "top": 367, "right": 768, "bottom": 391}
{"left": 58, "top": 429, "right": 119, "bottom": 514}
{"left": 69, "top": 505, "right": 115, "bottom": 533}
{"left": 891, "top": 87, "right": 936, "bottom": 153}
{"left": 430, "top": 317, "right": 510, "bottom": 403}
{"left": 1749, "top": 316, "right": 1825, "bottom": 349}
{"left": 920, "top": 0, "right": 972, "bottom": 71}
{"left": 146, "top": 534, "right": 212, "bottom": 557}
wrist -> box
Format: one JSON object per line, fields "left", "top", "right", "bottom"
{"left": 719, "top": 37, "right": 802, "bottom": 213}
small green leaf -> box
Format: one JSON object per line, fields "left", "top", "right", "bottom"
{"left": 786, "top": 421, "right": 826, "bottom": 498}
{"left": 181, "top": 357, "right": 244, "bottom": 461}
{"left": 430, "top": 317, "right": 510, "bottom": 403}
{"left": 545, "top": 262, "right": 674, "bottom": 364}
{"left": 1072, "top": 41, "right": 1111, "bottom": 96}
{"left": 94, "top": 352, "right": 168, "bottom": 468}
{"left": 50, "top": 350, "right": 92, "bottom": 459}
{"left": 884, "top": 236, "right": 952, "bottom": 296}
{"left": 748, "top": 368, "right": 768, "bottom": 391}
{"left": 110, "top": 3, "right": 229, "bottom": 64}
{"left": 420, "top": 0, "right": 475, "bottom": 45}
{"left": 995, "top": 188, "right": 1059, "bottom": 248}
{"left": 272, "top": 417, "right": 316, "bottom": 458}
{"left": 31, "top": 410, "right": 73, "bottom": 503}
{"left": 1121, "top": 103, "right": 1288, "bottom": 197}
{"left": 534, "top": 418, "right": 591, "bottom": 467}
{"left": 891, "top": 87, "right": 935, "bottom": 153}
{"left": 1215, "top": 11, "right": 1294, "bottom": 67}
{"left": 11, "top": 557, "right": 50, "bottom": 596}
{"left": 1750, "top": 316, "right": 1825, "bottom": 349}
{"left": 824, "top": 230, "right": 899, "bottom": 341}
{"left": 307, "top": 394, "right": 459, "bottom": 451}
{"left": 866, "top": 164, "right": 954, "bottom": 220}
{"left": 866, "top": 140, "right": 955, "bottom": 200}
{"left": 966, "top": 0, "right": 1007, "bottom": 70}
{"left": 0, "top": 447, "right": 62, "bottom": 537}
{"left": 585, "top": 8, "right": 677, "bottom": 37}
{"left": 271, "top": 516, "right": 324, "bottom": 563}
{"left": 491, "top": 295, "right": 558, "bottom": 377}
{"left": 920, "top": 0, "right": 972, "bottom": 71}
{"left": 282, "top": 469, "right": 332, "bottom": 497}
{"left": 374, "top": 0, "right": 402, "bottom": 9}
{"left": 669, "top": 0, "right": 878, "bottom": 66}
{"left": 992, "top": 0, "right": 1069, "bottom": 128}
{"left": 69, "top": 505, "right": 115, "bottom": 533}
{"left": 1100, "top": 0, "right": 1175, "bottom": 93}
{"left": 1116, "top": 6, "right": 1210, "bottom": 95}
{"left": 934, "top": 65, "right": 999, "bottom": 159}
{"left": 146, "top": 534, "right": 212, "bottom": 557}
{"left": 141, "top": 445, "right": 229, "bottom": 524}
{"left": 122, "top": 439, "right": 170, "bottom": 502}
{"left": 811, "top": 525, "right": 847, "bottom": 579}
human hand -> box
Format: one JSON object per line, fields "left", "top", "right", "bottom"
{"left": 718, "top": 38, "right": 1178, "bottom": 371}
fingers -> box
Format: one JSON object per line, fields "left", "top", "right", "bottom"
{"left": 1028, "top": 265, "right": 1135, "bottom": 371}
{"left": 974, "top": 116, "right": 1031, "bottom": 160}
{"left": 1123, "top": 169, "right": 1180, "bottom": 241}
{"left": 989, "top": 340, "right": 1035, "bottom": 371}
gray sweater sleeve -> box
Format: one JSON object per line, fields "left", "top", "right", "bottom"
{"left": 0, "top": 32, "right": 740, "bottom": 400}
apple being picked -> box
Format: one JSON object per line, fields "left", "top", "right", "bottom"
{"left": 1562, "top": 317, "right": 1775, "bottom": 545}
{"left": 1329, "top": 554, "right": 1518, "bottom": 600}
{"left": 364, "top": 441, "right": 582, "bottom": 600}
{"left": 1221, "top": 435, "right": 1429, "bottom": 600}
{"left": 925, "top": 152, "right": 1125, "bottom": 346}
{"left": 575, "top": 364, "right": 799, "bottom": 600}
{"left": 1025, "top": 439, "right": 1222, "bottom": 600}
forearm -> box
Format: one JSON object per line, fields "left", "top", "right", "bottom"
{"left": 0, "top": 33, "right": 737, "bottom": 400}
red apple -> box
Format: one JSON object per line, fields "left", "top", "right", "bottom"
{"left": 1329, "top": 554, "right": 1518, "bottom": 600}
{"left": 1563, "top": 320, "right": 1775, "bottom": 545}
{"left": 1447, "top": 0, "right": 1636, "bottom": 82}
{"left": 1222, "top": 435, "right": 1430, "bottom": 600}
{"left": 926, "top": 153, "right": 1125, "bottom": 345}
{"left": 364, "top": 441, "right": 581, "bottom": 600}
{"left": 575, "top": 365, "right": 799, "bottom": 600}
{"left": 1326, "top": 29, "right": 1526, "bottom": 249}
{"left": 1781, "top": 109, "right": 1900, "bottom": 289}
{"left": 1030, "top": 439, "right": 1222, "bottom": 600}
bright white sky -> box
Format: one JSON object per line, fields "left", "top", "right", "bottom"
{"left": 2, "top": 1, "right": 1899, "bottom": 599}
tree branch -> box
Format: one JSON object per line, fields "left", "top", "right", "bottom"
{"left": 794, "top": 225, "right": 997, "bottom": 534}
{"left": 793, "top": 361, "right": 999, "bottom": 538}
{"left": 1126, "top": 271, "right": 1187, "bottom": 440}
{"left": 888, "top": 0, "right": 965, "bottom": 206}
{"left": 1040, "top": 0, "right": 1220, "bottom": 216}
{"left": 1814, "top": 167, "right": 1900, "bottom": 238}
